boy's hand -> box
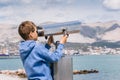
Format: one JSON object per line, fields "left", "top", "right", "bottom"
{"left": 47, "top": 35, "right": 54, "bottom": 45}
{"left": 60, "top": 35, "right": 68, "bottom": 44}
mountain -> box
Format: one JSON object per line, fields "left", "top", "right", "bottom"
{"left": 0, "top": 24, "right": 21, "bottom": 43}
{"left": 105, "top": 23, "right": 120, "bottom": 32}
{"left": 91, "top": 40, "right": 120, "bottom": 48}
{"left": 0, "top": 20, "right": 120, "bottom": 45}
{"left": 68, "top": 21, "right": 120, "bottom": 43}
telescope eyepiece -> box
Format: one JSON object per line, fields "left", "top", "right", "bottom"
{"left": 37, "top": 26, "right": 44, "bottom": 36}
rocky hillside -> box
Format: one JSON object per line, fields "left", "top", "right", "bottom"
{"left": 0, "top": 20, "right": 120, "bottom": 44}
{"left": 68, "top": 20, "right": 120, "bottom": 43}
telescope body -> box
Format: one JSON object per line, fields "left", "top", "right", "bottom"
{"left": 37, "top": 20, "right": 81, "bottom": 36}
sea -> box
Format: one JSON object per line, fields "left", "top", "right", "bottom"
{"left": 0, "top": 55, "right": 120, "bottom": 80}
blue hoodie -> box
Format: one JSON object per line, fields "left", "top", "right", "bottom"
{"left": 19, "top": 40, "right": 64, "bottom": 80}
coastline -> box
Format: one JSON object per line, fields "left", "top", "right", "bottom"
{"left": 0, "top": 55, "right": 20, "bottom": 59}
{"left": 0, "top": 69, "right": 27, "bottom": 80}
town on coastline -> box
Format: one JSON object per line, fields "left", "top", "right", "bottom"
{"left": 0, "top": 40, "right": 19, "bottom": 58}
{"left": 64, "top": 46, "right": 120, "bottom": 55}
{"left": 45, "top": 42, "right": 120, "bottom": 55}
{"left": 0, "top": 39, "right": 120, "bottom": 58}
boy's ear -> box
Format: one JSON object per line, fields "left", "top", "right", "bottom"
{"left": 29, "top": 32, "right": 33, "bottom": 39}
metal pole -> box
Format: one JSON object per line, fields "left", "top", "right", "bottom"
{"left": 53, "top": 56, "right": 73, "bottom": 80}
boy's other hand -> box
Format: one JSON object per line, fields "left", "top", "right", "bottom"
{"left": 47, "top": 35, "right": 54, "bottom": 45}
{"left": 60, "top": 35, "right": 68, "bottom": 44}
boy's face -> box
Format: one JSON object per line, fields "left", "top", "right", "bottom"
{"left": 29, "top": 27, "right": 38, "bottom": 41}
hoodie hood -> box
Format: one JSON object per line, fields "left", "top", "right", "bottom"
{"left": 19, "top": 40, "right": 36, "bottom": 63}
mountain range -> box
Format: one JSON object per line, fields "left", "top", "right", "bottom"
{"left": 68, "top": 20, "right": 120, "bottom": 43}
{"left": 0, "top": 20, "right": 120, "bottom": 48}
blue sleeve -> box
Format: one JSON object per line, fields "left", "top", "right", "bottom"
{"left": 37, "top": 43, "right": 64, "bottom": 62}
{"left": 45, "top": 43, "right": 51, "bottom": 50}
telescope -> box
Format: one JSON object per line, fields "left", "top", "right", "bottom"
{"left": 37, "top": 20, "right": 81, "bottom": 39}
{"left": 37, "top": 21, "right": 80, "bottom": 80}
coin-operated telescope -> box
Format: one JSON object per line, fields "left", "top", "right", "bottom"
{"left": 37, "top": 20, "right": 81, "bottom": 39}
{"left": 37, "top": 21, "right": 81, "bottom": 80}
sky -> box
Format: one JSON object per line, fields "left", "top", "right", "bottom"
{"left": 0, "top": 0, "right": 120, "bottom": 25}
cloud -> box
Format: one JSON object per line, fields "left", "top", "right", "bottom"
{"left": 0, "top": 0, "right": 11, "bottom": 3}
{"left": 103, "top": 0, "right": 120, "bottom": 10}
{"left": 21, "top": 0, "right": 33, "bottom": 4}
{"left": 45, "top": 0, "right": 75, "bottom": 4}
{"left": 36, "top": 0, "right": 76, "bottom": 9}
{"left": 0, "top": 6, "right": 14, "bottom": 16}
{"left": 0, "top": 0, "right": 119, "bottom": 24}
{"left": 0, "top": 0, "right": 80, "bottom": 24}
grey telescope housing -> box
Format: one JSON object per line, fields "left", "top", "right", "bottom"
{"left": 37, "top": 20, "right": 81, "bottom": 37}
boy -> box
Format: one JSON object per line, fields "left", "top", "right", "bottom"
{"left": 18, "top": 21, "right": 68, "bottom": 80}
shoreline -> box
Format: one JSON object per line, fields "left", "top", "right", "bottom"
{"left": 0, "top": 69, "right": 27, "bottom": 80}
{"left": 0, "top": 74, "right": 27, "bottom": 80}
{"left": 0, "top": 69, "right": 99, "bottom": 80}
